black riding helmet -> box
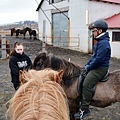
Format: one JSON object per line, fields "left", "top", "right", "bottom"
{"left": 92, "top": 19, "right": 108, "bottom": 31}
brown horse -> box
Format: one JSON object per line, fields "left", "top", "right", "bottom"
{"left": 0, "top": 38, "right": 10, "bottom": 56}
{"left": 32, "top": 52, "right": 120, "bottom": 120}
{"left": 6, "top": 69, "right": 70, "bottom": 120}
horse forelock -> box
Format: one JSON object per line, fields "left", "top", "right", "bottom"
{"left": 33, "top": 53, "right": 47, "bottom": 70}
{"left": 7, "top": 69, "right": 70, "bottom": 120}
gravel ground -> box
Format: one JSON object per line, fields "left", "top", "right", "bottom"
{"left": 0, "top": 37, "right": 120, "bottom": 120}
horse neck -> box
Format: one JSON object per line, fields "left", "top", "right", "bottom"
{"left": 24, "top": 27, "right": 31, "bottom": 33}
{"left": 47, "top": 55, "right": 81, "bottom": 82}
{"left": 61, "top": 59, "right": 81, "bottom": 79}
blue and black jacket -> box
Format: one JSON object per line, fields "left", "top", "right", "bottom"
{"left": 85, "top": 32, "right": 111, "bottom": 71}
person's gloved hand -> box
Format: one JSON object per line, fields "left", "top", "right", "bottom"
{"left": 81, "top": 66, "right": 88, "bottom": 78}
{"left": 85, "top": 65, "right": 89, "bottom": 71}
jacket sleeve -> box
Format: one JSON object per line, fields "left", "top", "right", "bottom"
{"left": 25, "top": 55, "right": 32, "bottom": 70}
{"left": 9, "top": 57, "right": 20, "bottom": 83}
{"left": 86, "top": 42, "right": 108, "bottom": 71}
{"left": 86, "top": 55, "right": 94, "bottom": 65}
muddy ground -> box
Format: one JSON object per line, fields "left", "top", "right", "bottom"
{"left": 0, "top": 37, "right": 120, "bottom": 120}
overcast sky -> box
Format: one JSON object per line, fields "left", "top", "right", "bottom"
{"left": 0, "top": 0, "right": 41, "bottom": 25}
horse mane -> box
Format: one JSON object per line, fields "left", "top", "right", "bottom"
{"left": 33, "top": 52, "right": 82, "bottom": 87}
{"left": 7, "top": 69, "right": 70, "bottom": 120}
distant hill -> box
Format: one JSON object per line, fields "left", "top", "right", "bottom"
{"left": 14, "top": 20, "right": 38, "bottom": 26}
{"left": 0, "top": 20, "right": 38, "bottom": 30}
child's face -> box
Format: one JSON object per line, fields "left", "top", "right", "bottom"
{"left": 15, "top": 45, "right": 24, "bottom": 55}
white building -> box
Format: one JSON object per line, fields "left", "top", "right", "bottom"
{"left": 36, "top": 0, "right": 120, "bottom": 58}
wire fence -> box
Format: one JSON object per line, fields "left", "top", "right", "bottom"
{"left": 0, "top": 30, "right": 80, "bottom": 59}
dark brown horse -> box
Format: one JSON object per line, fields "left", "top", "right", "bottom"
{"left": 15, "top": 28, "right": 27, "bottom": 39}
{"left": 13, "top": 27, "right": 37, "bottom": 40}
{"left": 0, "top": 38, "right": 10, "bottom": 56}
{"left": 11, "top": 28, "right": 26, "bottom": 38}
{"left": 11, "top": 28, "right": 16, "bottom": 36}
{"left": 32, "top": 52, "right": 120, "bottom": 120}
{"left": 25, "top": 27, "right": 37, "bottom": 40}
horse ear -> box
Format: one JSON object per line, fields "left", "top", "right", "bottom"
{"left": 19, "top": 70, "right": 27, "bottom": 84}
{"left": 42, "top": 52, "right": 47, "bottom": 60}
{"left": 56, "top": 70, "right": 63, "bottom": 83}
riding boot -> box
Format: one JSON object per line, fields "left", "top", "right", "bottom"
{"left": 74, "top": 108, "right": 90, "bottom": 119}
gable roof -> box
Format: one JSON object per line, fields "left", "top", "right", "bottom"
{"left": 37, "top": 0, "right": 120, "bottom": 11}
{"left": 105, "top": 13, "right": 120, "bottom": 29}
{"left": 89, "top": 13, "right": 120, "bottom": 29}
{"left": 36, "top": 0, "right": 44, "bottom": 11}
{"left": 90, "top": 0, "right": 120, "bottom": 4}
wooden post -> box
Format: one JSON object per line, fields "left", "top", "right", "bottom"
{"left": 42, "top": 20, "right": 46, "bottom": 52}
{"left": 1, "top": 35, "right": 7, "bottom": 59}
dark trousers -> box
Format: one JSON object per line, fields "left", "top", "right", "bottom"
{"left": 81, "top": 68, "right": 108, "bottom": 109}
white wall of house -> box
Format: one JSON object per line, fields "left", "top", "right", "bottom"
{"left": 88, "top": 1, "right": 120, "bottom": 23}
{"left": 37, "top": 0, "right": 120, "bottom": 58}
{"left": 38, "top": 0, "right": 90, "bottom": 52}
{"left": 108, "top": 29, "right": 120, "bottom": 58}
{"left": 38, "top": 0, "right": 52, "bottom": 42}
{"left": 69, "top": 0, "right": 89, "bottom": 52}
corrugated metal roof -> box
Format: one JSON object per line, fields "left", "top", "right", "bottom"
{"left": 100, "top": 0, "right": 120, "bottom": 4}
{"left": 105, "top": 13, "right": 120, "bottom": 28}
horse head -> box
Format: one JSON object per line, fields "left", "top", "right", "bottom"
{"left": 7, "top": 69, "right": 70, "bottom": 120}
{"left": 19, "top": 69, "right": 64, "bottom": 84}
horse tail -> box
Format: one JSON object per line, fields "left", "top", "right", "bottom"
{"left": 11, "top": 29, "right": 13, "bottom": 36}
{"left": 6, "top": 40, "right": 10, "bottom": 56}
{"left": 33, "top": 30, "right": 37, "bottom": 40}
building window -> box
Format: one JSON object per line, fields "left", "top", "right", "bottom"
{"left": 112, "top": 32, "right": 120, "bottom": 42}
{"left": 49, "top": 0, "right": 65, "bottom": 4}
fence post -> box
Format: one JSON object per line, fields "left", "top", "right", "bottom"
{"left": 1, "top": 35, "right": 7, "bottom": 59}
{"left": 42, "top": 20, "right": 46, "bottom": 52}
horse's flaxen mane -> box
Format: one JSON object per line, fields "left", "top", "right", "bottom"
{"left": 33, "top": 52, "right": 82, "bottom": 87}
{"left": 7, "top": 69, "right": 70, "bottom": 120}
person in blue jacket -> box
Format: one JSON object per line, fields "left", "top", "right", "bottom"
{"left": 74, "top": 19, "right": 111, "bottom": 119}
{"left": 9, "top": 42, "right": 32, "bottom": 90}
